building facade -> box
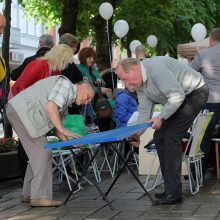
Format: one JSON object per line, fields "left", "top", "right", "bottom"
{"left": 0, "top": 0, "right": 50, "bottom": 70}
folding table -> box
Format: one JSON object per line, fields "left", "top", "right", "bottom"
{"left": 45, "top": 123, "right": 155, "bottom": 209}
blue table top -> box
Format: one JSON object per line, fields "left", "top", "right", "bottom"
{"left": 45, "top": 123, "right": 152, "bottom": 149}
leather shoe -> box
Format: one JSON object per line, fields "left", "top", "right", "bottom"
{"left": 21, "top": 195, "right": 30, "bottom": 203}
{"left": 155, "top": 192, "right": 166, "bottom": 199}
{"left": 155, "top": 194, "right": 182, "bottom": 205}
{"left": 30, "top": 198, "right": 63, "bottom": 207}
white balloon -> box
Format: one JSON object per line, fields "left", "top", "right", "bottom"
{"left": 129, "top": 40, "right": 142, "bottom": 53}
{"left": 99, "top": 2, "right": 113, "bottom": 20}
{"left": 191, "top": 23, "right": 207, "bottom": 42}
{"left": 114, "top": 20, "right": 129, "bottom": 38}
{"left": 147, "top": 35, "right": 158, "bottom": 47}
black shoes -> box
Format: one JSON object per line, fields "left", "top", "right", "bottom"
{"left": 155, "top": 192, "right": 166, "bottom": 199}
{"left": 155, "top": 194, "right": 182, "bottom": 205}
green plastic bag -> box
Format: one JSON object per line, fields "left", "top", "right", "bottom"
{"left": 63, "top": 114, "right": 86, "bottom": 136}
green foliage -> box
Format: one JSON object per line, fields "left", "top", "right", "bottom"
{"left": 115, "top": 0, "right": 219, "bottom": 55}
{"left": 20, "top": 0, "right": 62, "bottom": 28}
{"left": 19, "top": 0, "right": 220, "bottom": 55}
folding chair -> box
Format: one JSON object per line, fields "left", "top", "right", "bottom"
{"left": 139, "top": 128, "right": 163, "bottom": 191}
{"left": 146, "top": 111, "right": 214, "bottom": 195}
{"left": 52, "top": 149, "right": 82, "bottom": 192}
{"left": 49, "top": 136, "right": 82, "bottom": 192}
{"left": 85, "top": 124, "right": 102, "bottom": 183}
{"left": 182, "top": 111, "right": 214, "bottom": 194}
{"left": 144, "top": 144, "right": 164, "bottom": 191}
{"left": 99, "top": 142, "right": 117, "bottom": 177}
{"left": 99, "top": 141, "right": 139, "bottom": 178}
{"left": 112, "top": 144, "right": 139, "bottom": 175}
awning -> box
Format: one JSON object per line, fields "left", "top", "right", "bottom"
{"left": 177, "top": 38, "right": 210, "bottom": 59}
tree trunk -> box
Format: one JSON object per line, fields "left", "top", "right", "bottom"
{"left": 2, "top": 0, "right": 12, "bottom": 138}
{"left": 94, "top": 0, "right": 116, "bottom": 72}
{"left": 58, "top": 0, "right": 78, "bottom": 36}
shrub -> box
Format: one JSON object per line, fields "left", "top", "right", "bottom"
{"left": 0, "top": 138, "right": 19, "bottom": 153}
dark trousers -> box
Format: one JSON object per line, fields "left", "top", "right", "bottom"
{"left": 154, "top": 85, "right": 209, "bottom": 196}
{"left": 200, "top": 103, "right": 220, "bottom": 173}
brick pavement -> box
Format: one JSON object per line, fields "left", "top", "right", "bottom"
{"left": 0, "top": 172, "right": 219, "bottom": 220}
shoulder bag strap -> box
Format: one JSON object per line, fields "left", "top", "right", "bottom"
{"left": 97, "top": 80, "right": 103, "bottom": 98}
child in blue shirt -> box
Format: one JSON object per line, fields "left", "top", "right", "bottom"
{"left": 114, "top": 88, "right": 138, "bottom": 128}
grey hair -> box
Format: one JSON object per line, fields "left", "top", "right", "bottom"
{"left": 77, "top": 81, "right": 95, "bottom": 97}
{"left": 39, "top": 34, "right": 54, "bottom": 48}
{"left": 59, "top": 33, "right": 78, "bottom": 48}
{"left": 118, "top": 58, "right": 140, "bottom": 73}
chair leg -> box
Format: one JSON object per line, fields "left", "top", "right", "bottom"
{"left": 145, "top": 167, "right": 163, "bottom": 192}
{"left": 88, "top": 148, "right": 102, "bottom": 183}
{"left": 187, "top": 160, "right": 199, "bottom": 195}
{"left": 144, "top": 153, "right": 158, "bottom": 189}
{"left": 60, "top": 154, "right": 72, "bottom": 191}
{"left": 198, "top": 159, "right": 203, "bottom": 186}
{"left": 99, "top": 145, "right": 114, "bottom": 177}
{"left": 186, "top": 161, "right": 194, "bottom": 194}
{"left": 112, "top": 143, "right": 121, "bottom": 177}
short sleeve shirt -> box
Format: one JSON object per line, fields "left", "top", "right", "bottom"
{"left": 48, "top": 76, "right": 77, "bottom": 116}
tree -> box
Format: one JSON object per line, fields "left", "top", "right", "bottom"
{"left": 19, "top": 0, "right": 220, "bottom": 66}
{"left": 93, "top": 0, "right": 116, "bottom": 71}
{"left": 58, "top": 0, "right": 78, "bottom": 36}
{"left": 1, "top": 0, "right": 13, "bottom": 137}
{"left": 115, "top": 0, "right": 220, "bottom": 57}
{"left": 20, "top": 0, "right": 79, "bottom": 36}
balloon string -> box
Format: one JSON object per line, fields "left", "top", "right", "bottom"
{"left": 196, "top": 41, "right": 199, "bottom": 50}
{"left": 106, "top": 20, "right": 115, "bottom": 89}
{"left": 119, "top": 38, "right": 122, "bottom": 61}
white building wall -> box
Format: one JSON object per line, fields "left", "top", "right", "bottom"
{"left": 0, "top": 0, "right": 49, "bottom": 69}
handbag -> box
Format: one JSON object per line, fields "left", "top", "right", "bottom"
{"left": 95, "top": 82, "right": 113, "bottom": 119}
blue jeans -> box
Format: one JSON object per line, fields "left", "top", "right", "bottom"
{"left": 201, "top": 103, "right": 220, "bottom": 173}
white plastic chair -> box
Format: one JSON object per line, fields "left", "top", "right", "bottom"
{"left": 182, "top": 111, "right": 214, "bottom": 194}
{"left": 144, "top": 111, "right": 213, "bottom": 194}
{"left": 144, "top": 144, "right": 163, "bottom": 191}
{"left": 49, "top": 136, "right": 82, "bottom": 192}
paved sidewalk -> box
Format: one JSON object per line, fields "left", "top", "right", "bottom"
{"left": 0, "top": 172, "right": 219, "bottom": 220}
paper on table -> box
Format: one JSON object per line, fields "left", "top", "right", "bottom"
{"left": 127, "top": 111, "right": 161, "bottom": 126}
{"left": 127, "top": 111, "right": 139, "bottom": 126}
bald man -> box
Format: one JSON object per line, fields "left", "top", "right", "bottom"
{"left": 117, "top": 57, "right": 208, "bottom": 204}
{"left": 6, "top": 76, "right": 94, "bottom": 207}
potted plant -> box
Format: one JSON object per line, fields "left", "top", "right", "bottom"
{"left": 0, "top": 137, "right": 21, "bottom": 179}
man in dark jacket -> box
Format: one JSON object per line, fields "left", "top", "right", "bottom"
{"left": 10, "top": 34, "right": 54, "bottom": 81}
